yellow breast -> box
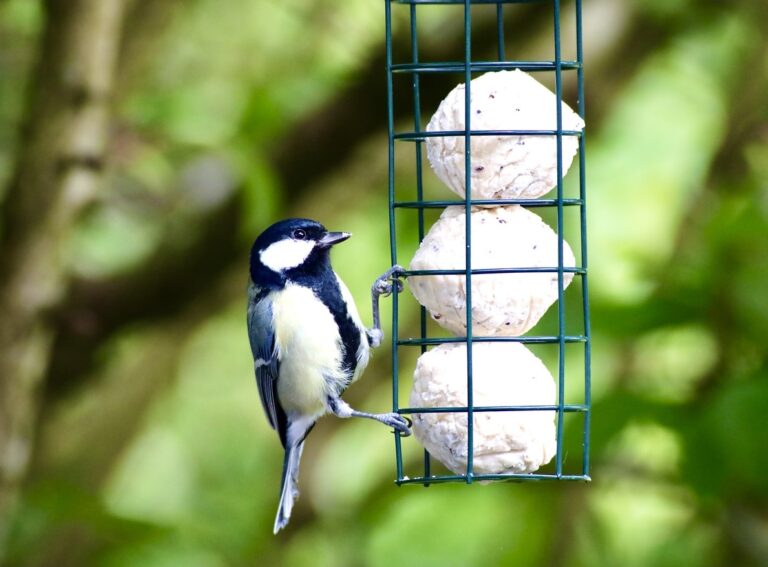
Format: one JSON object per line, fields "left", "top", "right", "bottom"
{"left": 271, "top": 284, "right": 347, "bottom": 417}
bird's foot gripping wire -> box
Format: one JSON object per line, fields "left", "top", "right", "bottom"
{"left": 328, "top": 397, "right": 412, "bottom": 436}
{"left": 368, "top": 265, "right": 406, "bottom": 348}
{"left": 377, "top": 412, "right": 413, "bottom": 436}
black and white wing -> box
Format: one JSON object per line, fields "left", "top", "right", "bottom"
{"left": 247, "top": 283, "right": 288, "bottom": 447}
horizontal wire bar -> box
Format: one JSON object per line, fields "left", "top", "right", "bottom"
{"left": 399, "top": 404, "right": 589, "bottom": 414}
{"left": 396, "top": 473, "right": 591, "bottom": 485}
{"left": 398, "top": 335, "right": 588, "bottom": 346}
{"left": 394, "top": 198, "right": 584, "bottom": 208}
{"left": 395, "top": 129, "right": 583, "bottom": 140}
{"left": 391, "top": 60, "right": 580, "bottom": 73}
{"left": 393, "top": 0, "right": 542, "bottom": 4}
{"left": 404, "top": 267, "right": 586, "bottom": 276}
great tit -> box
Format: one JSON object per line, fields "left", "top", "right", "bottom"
{"left": 247, "top": 218, "right": 411, "bottom": 534}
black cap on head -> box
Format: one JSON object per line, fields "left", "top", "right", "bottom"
{"left": 253, "top": 218, "right": 326, "bottom": 252}
{"left": 249, "top": 218, "right": 350, "bottom": 285}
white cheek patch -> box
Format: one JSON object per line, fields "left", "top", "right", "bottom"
{"left": 260, "top": 239, "right": 315, "bottom": 272}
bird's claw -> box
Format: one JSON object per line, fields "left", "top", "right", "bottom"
{"left": 373, "top": 279, "right": 392, "bottom": 296}
{"left": 370, "top": 265, "right": 406, "bottom": 348}
{"left": 383, "top": 413, "right": 412, "bottom": 436}
{"left": 373, "top": 279, "right": 403, "bottom": 297}
{"left": 373, "top": 265, "right": 406, "bottom": 298}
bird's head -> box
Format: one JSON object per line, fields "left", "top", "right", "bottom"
{"left": 250, "top": 218, "right": 350, "bottom": 285}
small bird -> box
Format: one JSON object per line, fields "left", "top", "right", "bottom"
{"left": 247, "top": 218, "right": 410, "bottom": 534}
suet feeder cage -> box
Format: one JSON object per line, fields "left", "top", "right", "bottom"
{"left": 383, "top": 0, "right": 591, "bottom": 484}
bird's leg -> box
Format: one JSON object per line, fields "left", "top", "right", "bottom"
{"left": 367, "top": 265, "right": 406, "bottom": 348}
{"left": 327, "top": 397, "right": 412, "bottom": 436}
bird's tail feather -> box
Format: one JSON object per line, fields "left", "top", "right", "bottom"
{"left": 273, "top": 441, "right": 304, "bottom": 534}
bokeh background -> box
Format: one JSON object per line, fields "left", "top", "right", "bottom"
{"left": 1, "top": 0, "right": 767, "bottom": 565}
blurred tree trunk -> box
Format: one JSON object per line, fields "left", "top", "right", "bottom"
{"left": 0, "top": 0, "right": 128, "bottom": 554}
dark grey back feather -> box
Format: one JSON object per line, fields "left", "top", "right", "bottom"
{"left": 247, "top": 283, "right": 288, "bottom": 447}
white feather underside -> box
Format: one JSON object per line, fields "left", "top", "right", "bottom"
{"left": 270, "top": 283, "right": 369, "bottom": 419}
{"left": 334, "top": 274, "right": 370, "bottom": 379}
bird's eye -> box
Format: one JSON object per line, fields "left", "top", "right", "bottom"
{"left": 293, "top": 229, "right": 307, "bottom": 240}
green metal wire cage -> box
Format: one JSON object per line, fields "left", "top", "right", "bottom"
{"left": 384, "top": 0, "right": 591, "bottom": 484}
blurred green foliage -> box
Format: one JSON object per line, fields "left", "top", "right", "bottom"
{"left": 1, "top": 0, "right": 767, "bottom": 565}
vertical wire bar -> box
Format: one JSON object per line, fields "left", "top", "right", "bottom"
{"left": 410, "top": 5, "right": 425, "bottom": 260}
{"left": 409, "top": 2, "right": 432, "bottom": 486}
{"left": 553, "top": 0, "right": 566, "bottom": 477}
{"left": 393, "top": 283, "right": 404, "bottom": 481}
{"left": 386, "top": 2, "right": 396, "bottom": 268}
{"left": 463, "top": 0, "right": 474, "bottom": 483}
{"left": 386, "top": 0, "right": 404, "bottom": 483}
{"left": 495, "top": 0, "right": 508, "bottom": 484}
{"left": 576, "top": 0, "right": 591, "bottom": 478}
{"left": 496, "top": 3, "right": 506, "bottom": 61}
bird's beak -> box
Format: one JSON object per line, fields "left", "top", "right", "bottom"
{"left": 318, "top": 231, "right": 351, "bottom": 248}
